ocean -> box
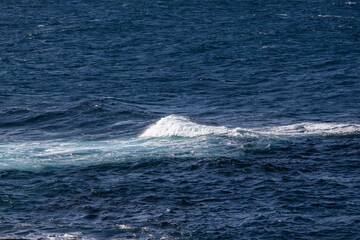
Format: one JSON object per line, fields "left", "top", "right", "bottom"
{"left": 1, "top": 0, "right": 360, "bottom": 239}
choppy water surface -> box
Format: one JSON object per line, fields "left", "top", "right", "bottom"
{"left": 1, "top": 0, "right": 360, "bottom": 239}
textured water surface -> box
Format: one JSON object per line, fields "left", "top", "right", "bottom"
{"left": 1, "top": 0, "right": 360, "bottom": 239}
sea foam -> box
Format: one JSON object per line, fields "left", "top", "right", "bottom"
{"left": 254, "top": 122, "right": 360, "bottom": 137}
{"left": 1, "top": 115, "right": 359, "bottom": 170}
{"left": 140, "top": 115, "right": 360, "bottom": 138}
{"left": 139, "top": 115, "right": 235, "bottom": 138}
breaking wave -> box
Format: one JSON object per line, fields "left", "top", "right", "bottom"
{"left": 0, "top": 115, "right": 359, "bottom": 170}
{"left": 140, "top": 115, "right": 360, "bottom": 138}
{"left": 140, "top": 115, "right": 237, "bottom": 138}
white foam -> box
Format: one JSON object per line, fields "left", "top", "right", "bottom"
{"left": 139, "top": 115, "right": 234, "bottom": 138}
{"left": 254, "top": 122, "right": 360, "bottom": 137}
{"left": 116, "top": 224, "right": 134, "bottom": 230}
{"left": 316, "top": 14, "right": 354, "bottom": 19}
{"left": 139, "top": 115, "right": 360, "bottom": 138}
{"left": 23, "top": 232, "right": 86, "bottom": 240}
{"left": 0, "top": 115, "right": 359, "bottom": 170}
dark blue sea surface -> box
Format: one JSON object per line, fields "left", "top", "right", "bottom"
{"left": 1, "top": 0, "right": 360, "bottom": 239}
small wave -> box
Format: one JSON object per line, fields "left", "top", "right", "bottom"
{"left": 315, "top": 14, "right": 354, "bottom": 19}
{"left": 3, "top": 232, "right": 87, "bottom": 240}
{"left": 139, "top": 115, "right": 236, "bottom": 138}
{"left": 0, "top": 115, "right": 359, "bottom": 170}
{"left": 139, "top": 115, "right": 360, "bottom": 138}
{"left": 254, "top": 122, "right": 360, "bottom": 137}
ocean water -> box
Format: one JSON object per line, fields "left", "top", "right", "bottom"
{"left": 1, "top": 0, "right": 360, "bottom": 239}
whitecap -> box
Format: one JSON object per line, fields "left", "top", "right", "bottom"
{"left": 254, "top": 122, "right": 360, "bottom": 137}
{"left": 139, "top": 115, "right": 232, "bottom": 138}
{"left": 0, "top": 115, "right": 359, "bottom": 170}
{"left": 139, "top": 115, "right": 360, "bottom": 138}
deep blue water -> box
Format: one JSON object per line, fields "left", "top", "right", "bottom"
{"left": 1, "top": 0, "right": 360, "bottom": 239}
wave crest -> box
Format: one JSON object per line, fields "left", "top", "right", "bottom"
{"left": 1, "top": 115, "right": 359, "bottom": 170}
{"left": 139, "top": 115, "right": 236, "bottom": 138}
{"left": 140, "top": 115, "right": 360, "bottom": 138}
{"left": 256, "top": 122, "right": 360, "bottom": 136}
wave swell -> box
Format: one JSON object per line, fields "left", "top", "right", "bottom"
{"left": 1, "top": 115, "right": 359, "bottom": 170}
{"left": 140, "top": 115, "right": 360, "bottom": 138}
